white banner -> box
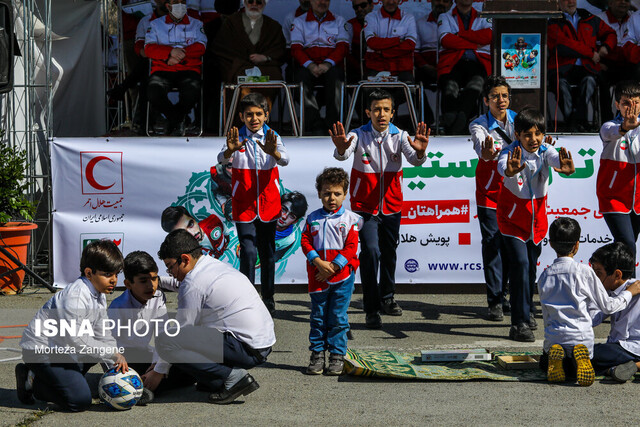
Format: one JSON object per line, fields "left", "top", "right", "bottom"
{"left": 51, "top": 135, "right": 614, "bottom": 288}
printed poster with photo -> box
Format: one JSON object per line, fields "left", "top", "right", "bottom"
{"left": 500, "top": 33, "right": 541, "bottom": 89}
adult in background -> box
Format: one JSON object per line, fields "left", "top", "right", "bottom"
{"left": 145, "top": 0, "right": 207, "bottom": 135}
{"left": 212, "top": 0, "right": 285, "bottom": 86}
{"left": 291, "top": 0, "right": 350, "bottom": 135}
{"left": 437, "top": 0, "right": 492, "bottom": 135}
{"left": 345, "top": 0, "right": 373, "bottom": 83}
{"left": 547, "top": 0, "right": 616, "bottom": 132}
{"left": 597, "top": 0, "right": 640, "bottom": 122}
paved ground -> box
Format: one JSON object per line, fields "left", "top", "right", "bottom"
{"left": 0, "top": 286, "right": 637, "bottom": 426}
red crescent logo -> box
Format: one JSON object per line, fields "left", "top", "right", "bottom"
{"left": 86, "top": 156, "right": 115, "bottom": 190}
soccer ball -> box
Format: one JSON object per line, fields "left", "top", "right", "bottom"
{"left": 98, "top": 367, "right": 144, "bottom": 410}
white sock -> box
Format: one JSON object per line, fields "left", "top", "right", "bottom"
{"left": 224, "top": 368, "right": 248, "bottom": 390}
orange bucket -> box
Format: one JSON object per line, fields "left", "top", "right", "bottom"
{"left": 0, "top": 222, "right": 37, "bottom": 294}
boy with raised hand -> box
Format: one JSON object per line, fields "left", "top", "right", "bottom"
{"left": 538, "top": 218, "right": 640, "bottom": 387}
{"left": 330, "top": 89, "right": 429, "bottom": 329}
{"left": 218, "top": 92, "right": 289, "bottom": 315}
{"left": 108, "top": 251, "right": 193, "bottom": 405}
{"left": 589, "top": 242, "right": 640, "bottom": 383}
{"left": 596, "top": 80, "right": 640, "bottom": 265}
{"left": 497, "top": 108, "right": 575, "bottom": 342}
{"left": 301, "top": 167, "right": 362, "bottom": 375}
{"left": 469, "top": 75, "right": 516, "bottom": 322}
{"left": 16, "top": 240, "right": 129, "bottom": 412}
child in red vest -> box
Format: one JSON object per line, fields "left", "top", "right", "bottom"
{"left": 301, "top": 167, "right": 362, "bottom": 376}
{"left": 596, "top": 80, "right": 640, "bottom": 268}
{"left": 496, "top": 108, "right": 575, "bottom": 342}
{"left": 217, "top": 93, "right": 289, "bottom": 314}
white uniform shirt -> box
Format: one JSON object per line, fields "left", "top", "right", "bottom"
{"left": 108, "top": 289, "right": 171, "bottom": 375}
{"left": 469, "top": 110, "right": 517, "bottom": 159}
{"left": 20, "top": 277, "right": 119, "bottom": 363}
{"left": 496, "top": 142, "right": 561, "bottom": 200}
{"left": 591, "top": 279, "right": 640, "bottom": 357}
{"left": 177, "top": 256, "right": 276, "bottom": 349}
{"left": 538, "top": 257, "right": 632, "bottom": 355}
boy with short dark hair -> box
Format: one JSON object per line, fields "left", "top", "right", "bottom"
{"left": 300, "top": 167, "right": 362, "bottom": 375}
{"left": 156, "top": 229, "right": 275, "bottom": 404}
{"left": 469, "top": 75, "right": 516, "bottom": 321}
{"left": 218, "top": 92, "right": 289, "bottom": 314}
{"left": 330, "top": 89, "right": 429, "bottom": 329}
{"left": 108, "top": 250, "right": 192, "bottom": 404}
{"left": 538, "top": 219, "right": 640, "bottom": 387}
{"left": 596, "top": 80, "right": 640, "bottom": 265}
{"left": 497, "top": 108, "right": 576, "bottom": 342}
{"left": 16, "top": 240, "right": 128, "bottom": 412}
{"left": 590, "top": 242, "right": 640, "bottom": 383}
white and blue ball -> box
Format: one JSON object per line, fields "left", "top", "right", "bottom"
{"left": 98, "top": 367, "right": 144, "bottom": 410}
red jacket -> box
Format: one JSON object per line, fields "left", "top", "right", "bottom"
{"left": 300, "top": 207, "right": 362, "bottom": 293}
{"left": 144, "top": 15, "right": 207, "bottom": 74}
{"left": 217, "top": 124, "right": 289, "bottom": 223}
{"left": 363, "top": 7, "right": 417, "bottom": 74}
{"left": 547, "top": 9, "right": 617, "bottom": 75}
{"left": 437, "top": 7, "right": 492, "bottom": 77}
{"left": 290, "top": 10, "right": 349, "bottom": 66}
{"left": 596, "top": 116, "right": 640, "bottom": 214}
{"left": 334, "top": 122, "right": 426, "bottom": 215}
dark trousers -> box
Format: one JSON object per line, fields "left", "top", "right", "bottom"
{"left": 157, "top": 328, "right": 270, "bottom": 388}
{"left": 438, "top": 59, "right": 486, "bottom": 135}
{"left": 236, "top": 219, "right": 277, "bottom": 301}
{"left": 358, "top": 211, "right": 401, "bottom": 314}
{"left": 539, "top": 347, "right": 578, "bottom": 380}
{"left": 147, "top": 70, "right": 201, "bottom": 125}
{"left": 548, "top": 65, "right": 597, "bottom": 127}
{"left": 23, "top": 353, "right": 95, "bottom": 412}
{"left": 592, "top": 342, "right": 640, "bottom": 374}
{"left": 603, "top": 212, "right": 640, "bottom": 262}
{"left": 502, "top": 235, "right": 541, "bottom": 325}
{"left": 477, "top": 207, "right": 509, "bottom": 306}
{"left": 297, "top": 65, "right": 343, "bottom": 131}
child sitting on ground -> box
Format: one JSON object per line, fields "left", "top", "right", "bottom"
{"left": 16, "top": 240, "right": 128, "bottom": 411}
{"left": 538, "top": 218, "right": 640, "bottom": 386}
{"left": 300, "top": 167, "right": 362, "bottom": 375}
{"left": 108, "top": 250, "right": 193, "bottom": 404}
{"left": 589, "top": 242, "right": 640, "bottom": 383}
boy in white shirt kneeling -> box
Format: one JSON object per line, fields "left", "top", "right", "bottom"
{"left": 590, "top": 242, "right": 640, "bottom": 383}
{"left": 538, "top": 217, "right": 640, "bottom": 386}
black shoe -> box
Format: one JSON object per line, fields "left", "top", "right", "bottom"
{"left": 263, "top": 299, "right": 275, "bottom": 316}
{"left": 502, "top": 299, "right": 511, "bottom": 314}
{"left": 381, "top": 297, "right": 403, "bottom": 316}
{"left": 196, "top": 382, "right": 224, "bottom": 393}
{"left": 15, "top": 363, "right": 34, "bottom": 405}
{"left": 136, "top": 387, "right": 154, "bottom": 406}
{"left": 528, "top": 313, "right": 538, "bottom": 331}
{"left": 365, "top": 312, "right": 382, "bottom": 329}
{"left": 509, "top": 323, "right": 535, "bottom": 342}
{"left": 610, "top": 361, "right": 638, "bottom": 383}
{"left": 347, "top": 330, "right": 354, "bottom": 340}
{"left": 208, "top": 374, "right": 259, "bottom": 404}
{"left": 487, "top": 304, "right": 504, "bottom": 321}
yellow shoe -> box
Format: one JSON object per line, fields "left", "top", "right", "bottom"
{"left": 573, "top": 344, "right": 595, "bottom": 387}
{"left": 547, "top": 344, "right": 566, "bottom": 382}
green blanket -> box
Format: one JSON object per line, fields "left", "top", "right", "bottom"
{"left": 345, "top": 349, "right": 548, "bottom": 382}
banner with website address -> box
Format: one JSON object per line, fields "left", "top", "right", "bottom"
{"left": 51, "top": 135, "right": 612, "bottom": 288}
